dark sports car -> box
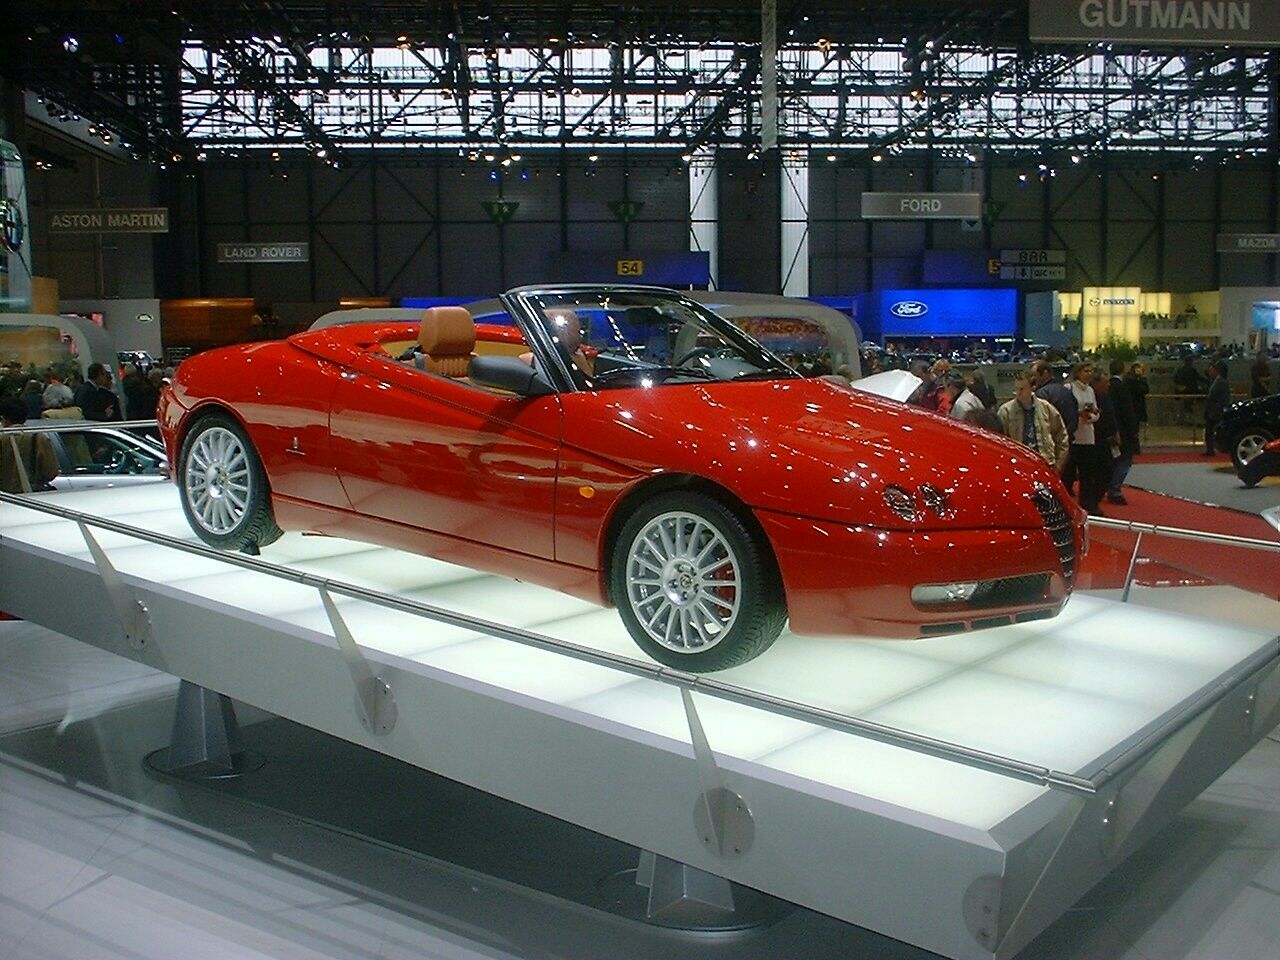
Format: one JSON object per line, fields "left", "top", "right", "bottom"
{"left": 158, "top": 285, "right": 1085, "bottom": 672}
{"left": 1215, "top": 393, "right": 1279, "bottom": 471}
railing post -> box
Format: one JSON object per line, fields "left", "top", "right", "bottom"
{"left": 1120, "top": 530, "right": 1146, "bottom": 603}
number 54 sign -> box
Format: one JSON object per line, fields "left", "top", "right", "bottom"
{"left": 616, "top": 259, "right": 644, "bottom": 277}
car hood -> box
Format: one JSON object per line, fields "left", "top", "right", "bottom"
{"left": 1224, "top": 393, "right": 1280, "bottom": 419}
{"left": 567, "top": 378, "right": 1065, "bottom": 530}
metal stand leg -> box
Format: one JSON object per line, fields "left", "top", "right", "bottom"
{"left": 145, "top": 680, "right": 265, "bottom": 779}
{"left": 635, "top": 849, "right": 736, "bottom": 923}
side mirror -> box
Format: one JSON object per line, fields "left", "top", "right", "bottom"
{"left": 468, "top": 354, "right": 555, "bottom": 397}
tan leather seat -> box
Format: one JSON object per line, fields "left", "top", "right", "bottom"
{"left": 417, "top": 306, "right": 476, "bottom": 377}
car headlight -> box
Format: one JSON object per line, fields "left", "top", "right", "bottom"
{"left": 918, "top": 483, "right": 951, "bottom": 517}
{"left": 883, "top": 485, "right": 917, "bottom": 521}
{"left": 883, "top": 483, "right": 952, "bottom": 521}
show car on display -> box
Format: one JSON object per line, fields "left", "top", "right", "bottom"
{"left": 1215, "top": 392, "right": 1279, "bottom": 472}
{"left": 159, "top": 285, "right": 1085, "bottom": 672}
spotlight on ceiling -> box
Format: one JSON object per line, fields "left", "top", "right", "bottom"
{"left": 63, "top": 35, "right": 79, "bottom": 53}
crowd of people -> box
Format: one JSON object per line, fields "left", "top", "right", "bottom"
{"left": 0, "top": 358, "right": 172, "bottom": 494}
{"left": 908, "top": 356, "right": 1155, "bottom": 516}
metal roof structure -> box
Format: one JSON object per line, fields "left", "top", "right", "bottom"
{"left": 4, "top": 2, "right": 1277, "bottom": 167}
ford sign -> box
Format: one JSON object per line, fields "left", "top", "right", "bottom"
{"left": 890, "top": 300, "right": 929, "bottom": 319}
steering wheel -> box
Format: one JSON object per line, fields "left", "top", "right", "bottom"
{"left": 674, "top": 346, "right": 718, "bottom": 367}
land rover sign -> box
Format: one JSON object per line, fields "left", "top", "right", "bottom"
{"left": 216, "top": 243, "right": 310, "bottom": 263}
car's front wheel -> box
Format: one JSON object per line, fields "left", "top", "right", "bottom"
{"left": 1232, "top": 427, "right": 1275, "bottom": 471}
{"left": 179, "top": 414, "right": 282, "bottom": 552}
{"left": 610, "top": 492, "right": 786, "bottom": 672}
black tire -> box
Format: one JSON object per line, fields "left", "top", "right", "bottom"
{"left": 178, "top": 413, "right": 282, "bottom": 552}
{"left": 610, "top": 491, "right": 786, "bottom": 672}
{"left": 1231, "top": 428, "right": 1275, "bottom": 472}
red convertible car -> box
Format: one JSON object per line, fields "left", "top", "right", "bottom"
{"left": 158, "top": 285, "right": 1084, "bottom": 672}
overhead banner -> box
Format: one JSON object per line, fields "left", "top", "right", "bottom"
{"left": 49, "top": 208, "right": 169, "bottom": 233}
{"left": 861, "top": 192, "right": 981, "bottom": 220}
{"left": 217, "top": 242, "right": 310, "bottom": 263}
{"left": 1217, "top": 233, "right": 1280, "bottom": 253}
{"left": 1030, "top": 1, "right": 1280, "bottom": 47}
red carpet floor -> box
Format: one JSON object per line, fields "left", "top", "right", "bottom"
{"left": 1078, "top": 485, "right": 1280, "bottom": 598}
{"left": 1131, "top": 449, "right": 1232, "bottom": 465}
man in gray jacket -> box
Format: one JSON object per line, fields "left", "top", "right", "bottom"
{"left": 998, "top": 373, "right": 1070, "bottom": 473}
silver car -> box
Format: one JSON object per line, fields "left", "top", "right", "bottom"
{"left": 44, "top": 424, "right": 169, "bottom": 491}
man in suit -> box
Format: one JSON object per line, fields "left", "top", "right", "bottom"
{"left": 1106, "top": 359, "right": 1140, "bottom": 505}
{"left": 1203, "top": 362, "right": 1231, "bottom": 456}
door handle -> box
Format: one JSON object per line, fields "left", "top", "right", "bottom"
{"left": 340, "top": 370, "right": 359, "bottom": 381}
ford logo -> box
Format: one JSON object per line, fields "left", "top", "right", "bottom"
{"left": 890, "top": 300, "right": 928, "bottom": 319}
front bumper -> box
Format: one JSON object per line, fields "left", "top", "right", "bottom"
{"left": 755, "top": 510, "right": 1082, "bottom": 639}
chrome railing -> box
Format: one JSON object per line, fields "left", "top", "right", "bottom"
{"left": 0, "top": 488, "right": 1102, "bottom": 796}
{"left": 1085, "top": 514, "right": 1280, "bottom": 602}
{"left": 1, "top": 487, "right": 1276, "bottom": 796}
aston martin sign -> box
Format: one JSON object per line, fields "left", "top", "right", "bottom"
{"left": 49, "top": 208, "right": 169, "bottom": 233}
{"left": 1030, "top": 1, "right": 1280, "bottom": 47}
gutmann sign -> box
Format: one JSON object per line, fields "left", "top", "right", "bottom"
{"left": 1030, "top": 1, "right": 1280, "bottom": 46}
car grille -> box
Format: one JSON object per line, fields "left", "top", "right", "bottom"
{"left": 968, "top": 572, "right": 1051, "bottom": 608}
{"left": 1031, "top": 486, "right": 1076, "bottom": 584}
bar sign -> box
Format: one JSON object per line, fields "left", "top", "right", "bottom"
{"left": 999, "top": 249, "right": 1067, "bottom": 264}
{"left": 1000, "top": 265, "right": 1066, "bottom": 280}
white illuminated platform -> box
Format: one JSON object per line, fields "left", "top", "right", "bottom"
{"left": 1, "top": 484, "right": 1277, "bottom": 960}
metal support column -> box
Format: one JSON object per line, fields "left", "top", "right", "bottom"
{"left": 780, "top": 155, "right": 809, "bottom": 297}
{"left": 145, "top": 679, "right": 264, "bottom": 778}
{"left": 689, "top": 150, "right": 719, "bottom": 289}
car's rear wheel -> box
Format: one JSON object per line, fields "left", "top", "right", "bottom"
{"left": 610, "top": 492, "right": 786, "bottom": 672}
{"left": 1232, "top": 428, "right": 1274, "bottom": 471}
{"left": 179, "top": 414, "right": 282, "bottom": 552}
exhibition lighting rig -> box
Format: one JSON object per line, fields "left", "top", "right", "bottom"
{"left": 172, "top": 40, "right": 1275, "bottom": 156}
{"left": 4, "top": 3, "right": 1275, "bottom": 165}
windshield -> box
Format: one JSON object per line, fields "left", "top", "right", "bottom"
{"left": 514, "top": 288, "right": 796, "bottom": 390}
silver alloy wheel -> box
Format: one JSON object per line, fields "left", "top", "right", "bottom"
{"left": 184, "top": 426, "right": 252, "bottom": 535}
{"left": 1236, "top": 432, "right": 1268, "bottom": 465}
{"left": 625, "top": 510, "right": 741, "bottom": 653}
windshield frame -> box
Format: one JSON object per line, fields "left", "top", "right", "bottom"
{"left": 498, "top": 284, "right": 799, "bottom": 393}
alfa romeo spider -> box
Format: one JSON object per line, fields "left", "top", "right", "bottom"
{"left": 159, "top": 285, "right": 1085, "bottom": 672}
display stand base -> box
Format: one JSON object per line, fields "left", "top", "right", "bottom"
{"left": 144, "top": 679, "right": 264, "bottom": 780}
{"left": 594, "top": 850, "right": 788, "bottom": 932}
